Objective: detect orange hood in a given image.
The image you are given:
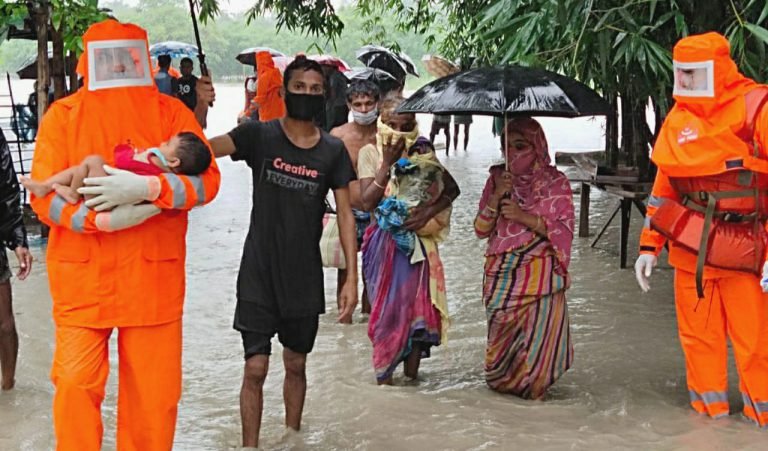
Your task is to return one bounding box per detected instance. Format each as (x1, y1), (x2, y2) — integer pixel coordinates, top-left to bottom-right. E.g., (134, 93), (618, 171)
(256, 51), (276, 75)
(77, 19), (154, 92)
(254, 50), (285, 120)
(652, 32), (767, 177)
(61, 19), (202, 162)
(671, 32), (756, 116)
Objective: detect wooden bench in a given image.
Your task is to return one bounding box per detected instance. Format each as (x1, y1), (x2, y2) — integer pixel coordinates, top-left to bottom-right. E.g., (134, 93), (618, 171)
(572, 175), (652, 268)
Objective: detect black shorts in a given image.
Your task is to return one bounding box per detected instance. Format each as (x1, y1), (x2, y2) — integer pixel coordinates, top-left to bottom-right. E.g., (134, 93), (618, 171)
(237, 302), (319, 359)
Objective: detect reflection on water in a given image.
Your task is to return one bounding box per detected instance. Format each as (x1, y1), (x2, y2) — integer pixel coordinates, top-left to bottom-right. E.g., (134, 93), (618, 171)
(1, 84), (766, 450)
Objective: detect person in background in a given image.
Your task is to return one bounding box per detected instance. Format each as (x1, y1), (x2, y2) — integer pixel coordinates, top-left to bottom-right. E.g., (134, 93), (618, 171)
(0, 128), (33, 391)
(324, 65), (350, 131)
(429, 114), (452, 154)
(330, 80), (381, 320)
(252, 51), (286, 122)
(453, 113), (473, 151)
(175, 57), (198, 112)
(154, 54), (176, 96)
(242, 66), (259, 122)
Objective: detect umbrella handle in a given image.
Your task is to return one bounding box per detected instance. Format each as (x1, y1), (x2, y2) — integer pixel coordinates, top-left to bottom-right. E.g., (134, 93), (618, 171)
(188, 0), (213, 107)
(199, 60), (213, 108)
(503, 111), (508, 171)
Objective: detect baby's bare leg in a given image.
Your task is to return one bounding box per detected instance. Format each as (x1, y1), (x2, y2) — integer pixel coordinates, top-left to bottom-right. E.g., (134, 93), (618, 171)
(20, 165), (78, 198)
(70, 155), (107, 193)
(54, 155), (107, 203)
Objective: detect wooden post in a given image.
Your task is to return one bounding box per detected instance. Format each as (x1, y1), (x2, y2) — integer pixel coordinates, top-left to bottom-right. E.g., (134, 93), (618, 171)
(30, 1), (50, 120)
(579, 182), (591, 237)
(50, 25), (66, 100)
(619, 199), (632, 268)
(605, 95), (619, 169)
(68, 51), (79, 93)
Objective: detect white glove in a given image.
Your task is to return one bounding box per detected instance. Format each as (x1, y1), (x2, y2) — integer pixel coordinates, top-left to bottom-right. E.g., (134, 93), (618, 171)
(78, 165), (161, 212)
(761, 262), (768, 293)
(635, 254), (658, 293)
(94, 203), (161, 232)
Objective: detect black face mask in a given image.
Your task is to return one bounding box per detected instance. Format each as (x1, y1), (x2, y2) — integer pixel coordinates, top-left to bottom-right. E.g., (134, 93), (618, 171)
(284, 91), (325, 121)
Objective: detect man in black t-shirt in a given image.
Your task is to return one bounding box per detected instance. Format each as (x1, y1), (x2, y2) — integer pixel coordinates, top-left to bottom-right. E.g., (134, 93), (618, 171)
(175, 57), (198, 111)
(208, 56), (358, 448)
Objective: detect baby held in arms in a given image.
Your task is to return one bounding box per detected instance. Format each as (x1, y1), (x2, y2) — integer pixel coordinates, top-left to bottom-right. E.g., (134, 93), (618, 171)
(22, 132), (211, 205)
(392, 137), (449, 237)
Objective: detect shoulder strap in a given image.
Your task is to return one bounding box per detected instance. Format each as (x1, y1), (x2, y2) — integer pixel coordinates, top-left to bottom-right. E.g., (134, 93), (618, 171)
(740, 87), (768, 147)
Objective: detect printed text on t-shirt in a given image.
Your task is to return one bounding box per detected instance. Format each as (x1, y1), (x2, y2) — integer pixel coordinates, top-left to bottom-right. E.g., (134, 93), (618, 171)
(261, 158), (322, 196)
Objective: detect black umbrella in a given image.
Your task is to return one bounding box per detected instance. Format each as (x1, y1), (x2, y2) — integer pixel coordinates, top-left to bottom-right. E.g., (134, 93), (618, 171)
(396, 65), (610, 117)
(236, 47), (287, 66)
(355, 45), (419, 81)
(344, 66), (400, 95)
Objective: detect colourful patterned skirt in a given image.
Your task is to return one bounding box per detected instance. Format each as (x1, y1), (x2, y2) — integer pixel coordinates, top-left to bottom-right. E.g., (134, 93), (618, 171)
(363, 225), (442, 382)
(483, 243), (573, 399)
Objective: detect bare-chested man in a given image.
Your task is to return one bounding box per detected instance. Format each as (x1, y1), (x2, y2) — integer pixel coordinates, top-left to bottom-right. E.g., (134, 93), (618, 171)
(330, 80), (380, 322)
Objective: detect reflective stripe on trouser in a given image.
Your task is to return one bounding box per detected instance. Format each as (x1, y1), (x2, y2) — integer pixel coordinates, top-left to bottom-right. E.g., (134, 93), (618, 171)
(742, 392), (768, 427)
(51, 320), (183, 450)
(674, 270), (768, 425)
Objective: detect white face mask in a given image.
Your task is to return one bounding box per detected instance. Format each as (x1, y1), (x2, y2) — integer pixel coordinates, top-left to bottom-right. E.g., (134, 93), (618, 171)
(672, 60), (715, 98)
(352, 108), (378, 125)
(87, 39), (152, 91)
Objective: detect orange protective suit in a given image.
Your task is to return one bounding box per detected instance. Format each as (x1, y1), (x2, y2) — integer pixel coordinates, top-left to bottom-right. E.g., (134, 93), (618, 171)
(30, 20), (220, 450)
(640, 32), (768, 426)
(254, 51), (286, 121)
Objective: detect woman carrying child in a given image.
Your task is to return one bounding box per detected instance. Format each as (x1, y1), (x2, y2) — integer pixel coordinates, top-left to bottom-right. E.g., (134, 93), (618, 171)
(357, 96), (458, 385)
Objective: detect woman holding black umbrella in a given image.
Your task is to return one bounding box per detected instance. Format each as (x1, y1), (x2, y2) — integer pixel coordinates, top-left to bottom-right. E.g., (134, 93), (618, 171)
(474, 117), (575, 399)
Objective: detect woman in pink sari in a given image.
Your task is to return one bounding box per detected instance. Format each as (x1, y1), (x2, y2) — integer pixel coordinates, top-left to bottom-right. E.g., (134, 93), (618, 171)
(474, 117), (575, 399)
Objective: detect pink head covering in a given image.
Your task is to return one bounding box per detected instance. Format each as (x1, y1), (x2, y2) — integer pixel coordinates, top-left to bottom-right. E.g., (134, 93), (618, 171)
(480, 118), (575, 269)
(504, 117), (551, 174)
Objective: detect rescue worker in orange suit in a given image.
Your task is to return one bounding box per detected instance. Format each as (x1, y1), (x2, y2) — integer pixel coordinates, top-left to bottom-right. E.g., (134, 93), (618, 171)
(29, 20), (220, 450)
(248, 51), (286, 121)
(635, 32), (768, 427)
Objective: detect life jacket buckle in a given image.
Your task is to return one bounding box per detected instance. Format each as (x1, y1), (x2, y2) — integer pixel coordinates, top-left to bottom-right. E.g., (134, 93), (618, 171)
(722, 212), (744, 223)
(697, 192), (709, 202)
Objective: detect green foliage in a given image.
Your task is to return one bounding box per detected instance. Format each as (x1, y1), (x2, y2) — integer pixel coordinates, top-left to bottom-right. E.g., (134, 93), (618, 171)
(96, 0), (438, 80)
(243, 0), (344, 43)
(356, 0), (498, 65)
(51, 0), (109, 54)
(0, 2), (29, 42)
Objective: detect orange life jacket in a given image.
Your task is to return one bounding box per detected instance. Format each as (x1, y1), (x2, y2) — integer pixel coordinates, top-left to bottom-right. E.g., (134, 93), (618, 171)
(650, 87), (768, 296)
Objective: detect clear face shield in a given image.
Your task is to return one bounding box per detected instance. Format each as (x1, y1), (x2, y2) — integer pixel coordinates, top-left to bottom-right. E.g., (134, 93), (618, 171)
(87, 39), (152, 91)
(672, 60), (715, 98)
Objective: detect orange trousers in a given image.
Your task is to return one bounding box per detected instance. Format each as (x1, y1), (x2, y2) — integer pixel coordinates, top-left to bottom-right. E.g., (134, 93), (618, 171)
(51, 320), (182, 450)
(674, 270), (768, 426)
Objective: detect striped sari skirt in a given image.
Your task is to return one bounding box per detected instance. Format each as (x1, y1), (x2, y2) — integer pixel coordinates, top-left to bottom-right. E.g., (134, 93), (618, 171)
(363, 225), (442, 382)
(483, 242), (573, 399)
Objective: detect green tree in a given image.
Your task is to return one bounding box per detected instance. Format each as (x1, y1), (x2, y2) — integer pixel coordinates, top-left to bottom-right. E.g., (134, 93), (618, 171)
(354, 0), (768, 175)
(184, 0), (768, 176)
(102, 0), (438, 85)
